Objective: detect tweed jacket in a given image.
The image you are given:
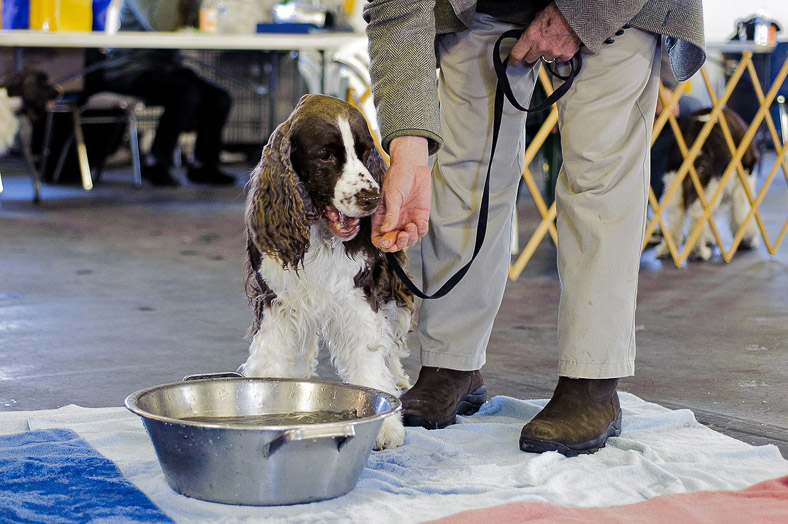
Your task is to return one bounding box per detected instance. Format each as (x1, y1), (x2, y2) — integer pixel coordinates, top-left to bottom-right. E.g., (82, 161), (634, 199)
(364, 0), (705, 154)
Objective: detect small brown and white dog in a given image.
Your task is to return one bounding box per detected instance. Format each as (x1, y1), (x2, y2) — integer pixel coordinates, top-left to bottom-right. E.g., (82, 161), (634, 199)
(0, 68), (60, 155)
(239, 94), (413, 449)
(655, 107), (760, 261)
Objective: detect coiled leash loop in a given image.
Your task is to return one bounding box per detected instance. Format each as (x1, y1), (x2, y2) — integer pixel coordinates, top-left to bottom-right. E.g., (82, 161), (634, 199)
(387, 30), (582, 300)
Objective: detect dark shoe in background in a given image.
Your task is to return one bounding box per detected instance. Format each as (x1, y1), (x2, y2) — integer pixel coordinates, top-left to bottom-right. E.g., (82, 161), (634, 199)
(187, 165), (235, 186)
(142, 163), (180, 187)
(400, 367), (487, 429)
(519, 377), (621, 456)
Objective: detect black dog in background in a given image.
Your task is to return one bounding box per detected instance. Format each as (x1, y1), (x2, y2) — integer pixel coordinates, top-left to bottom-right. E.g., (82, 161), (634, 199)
(0, 68), (60, 155)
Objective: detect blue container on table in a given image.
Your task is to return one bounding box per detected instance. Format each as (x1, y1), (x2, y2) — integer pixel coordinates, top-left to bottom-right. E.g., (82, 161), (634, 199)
(92, 0), (112, 31)
(256, 22), (314, 34)
(2, 0), (30, 29)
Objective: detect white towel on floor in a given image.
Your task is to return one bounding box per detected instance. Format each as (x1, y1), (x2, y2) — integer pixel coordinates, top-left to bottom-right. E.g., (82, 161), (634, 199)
(2, 393), (787, 524)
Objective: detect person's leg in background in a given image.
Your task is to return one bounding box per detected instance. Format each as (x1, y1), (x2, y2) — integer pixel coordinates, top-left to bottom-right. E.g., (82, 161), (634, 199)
(180, 69), (235, 185)
(117, 69), (198, 186)
(401, 12), (539, 429)
(112, 68), (234, 186)
(519, 29), (661, 455)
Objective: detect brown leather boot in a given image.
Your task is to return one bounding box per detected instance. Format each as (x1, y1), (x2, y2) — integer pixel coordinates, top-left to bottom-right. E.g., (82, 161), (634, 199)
(400, 367), (487, 429)
(519, 377), (621, 456)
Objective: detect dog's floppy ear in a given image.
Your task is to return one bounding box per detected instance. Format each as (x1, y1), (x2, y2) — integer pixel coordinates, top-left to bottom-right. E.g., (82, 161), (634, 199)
(246, 118), (316, 270)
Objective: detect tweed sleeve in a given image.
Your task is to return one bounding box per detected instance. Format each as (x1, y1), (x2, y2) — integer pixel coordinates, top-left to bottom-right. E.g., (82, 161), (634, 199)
(364, 0), (443, 155)
(556, 0), (705, 80)
(554, 0), (649, 54)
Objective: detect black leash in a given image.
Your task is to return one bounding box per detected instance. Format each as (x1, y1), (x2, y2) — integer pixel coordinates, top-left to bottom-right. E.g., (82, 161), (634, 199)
(386, 29), (582, 300)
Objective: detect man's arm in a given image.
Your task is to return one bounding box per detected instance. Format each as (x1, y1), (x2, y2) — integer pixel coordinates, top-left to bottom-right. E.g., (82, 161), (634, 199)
(364, 0), (445, 251)
(364, 0), (443, 155)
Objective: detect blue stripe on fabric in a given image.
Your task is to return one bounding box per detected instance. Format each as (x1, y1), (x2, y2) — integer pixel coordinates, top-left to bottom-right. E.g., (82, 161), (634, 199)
(0, 428), (173, 524)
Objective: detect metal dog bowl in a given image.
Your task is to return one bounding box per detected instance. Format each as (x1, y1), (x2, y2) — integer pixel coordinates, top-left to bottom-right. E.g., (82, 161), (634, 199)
(125, 374), (401, 505)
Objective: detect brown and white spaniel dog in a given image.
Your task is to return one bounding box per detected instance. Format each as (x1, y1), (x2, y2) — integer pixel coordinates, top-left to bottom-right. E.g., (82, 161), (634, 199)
(0, 68), (60, 155)
(656, 107), (760, 261)
(239, 94), (413, 449)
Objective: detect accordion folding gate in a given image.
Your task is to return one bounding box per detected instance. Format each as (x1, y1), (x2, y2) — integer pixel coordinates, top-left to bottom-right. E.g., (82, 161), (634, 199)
(510, 49), (788, 279)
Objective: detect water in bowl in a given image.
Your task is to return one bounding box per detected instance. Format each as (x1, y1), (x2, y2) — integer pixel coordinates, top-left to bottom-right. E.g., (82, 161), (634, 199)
(180, 409), (361, 426)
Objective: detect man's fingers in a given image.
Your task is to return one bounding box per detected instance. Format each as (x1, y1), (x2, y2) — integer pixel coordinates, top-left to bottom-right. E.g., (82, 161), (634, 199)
(404, 229), (418, 248)
(397, 224), (418, 249)
(508, 40), (529, 68)
(380, 199), (400, 233)
(396, 230), (411, 249)
(370, 203), (386, 248)
(509, 36), (543, 68)
(379, 231), (401, 252)
(375, 226), (422, 252)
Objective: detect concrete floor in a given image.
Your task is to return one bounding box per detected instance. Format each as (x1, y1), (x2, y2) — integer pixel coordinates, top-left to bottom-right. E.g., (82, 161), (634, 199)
(1, 152), (787, 457)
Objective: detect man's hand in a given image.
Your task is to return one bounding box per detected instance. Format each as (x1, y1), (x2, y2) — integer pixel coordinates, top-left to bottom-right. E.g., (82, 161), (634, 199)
(509, 2), (581, 67)
(372, 136), (431, 252)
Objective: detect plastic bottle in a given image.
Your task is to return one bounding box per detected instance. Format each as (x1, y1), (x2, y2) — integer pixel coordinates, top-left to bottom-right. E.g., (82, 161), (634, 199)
(30, 0), (92, 31)
(199, 0), (219, 33)
(753, 8), (769, 46)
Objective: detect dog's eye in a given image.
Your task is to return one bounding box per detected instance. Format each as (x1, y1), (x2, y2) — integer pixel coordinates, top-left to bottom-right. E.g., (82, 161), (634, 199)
(318, 150), (335, 162)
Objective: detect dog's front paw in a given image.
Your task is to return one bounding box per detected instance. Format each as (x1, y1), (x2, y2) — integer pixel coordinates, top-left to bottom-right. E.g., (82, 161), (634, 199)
(654, 241), (671, 259)
(374, 414), (405, 450)
(689, 243), (713, 261)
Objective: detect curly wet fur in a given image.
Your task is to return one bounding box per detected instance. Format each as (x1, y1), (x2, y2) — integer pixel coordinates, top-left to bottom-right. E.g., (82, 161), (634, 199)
(245, 119), (317, 271)
(241, 94), (414, 449)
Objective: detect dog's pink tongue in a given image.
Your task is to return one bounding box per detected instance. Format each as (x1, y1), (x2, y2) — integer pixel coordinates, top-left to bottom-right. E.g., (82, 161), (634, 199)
(324, 206), (360, 238)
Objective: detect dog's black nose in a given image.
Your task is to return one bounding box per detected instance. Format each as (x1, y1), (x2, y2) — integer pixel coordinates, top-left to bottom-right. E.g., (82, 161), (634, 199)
(357, 189), (380, 212)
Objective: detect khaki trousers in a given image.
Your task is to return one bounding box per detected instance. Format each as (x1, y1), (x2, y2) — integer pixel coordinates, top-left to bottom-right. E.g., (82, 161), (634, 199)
(417, 12), (661, 378)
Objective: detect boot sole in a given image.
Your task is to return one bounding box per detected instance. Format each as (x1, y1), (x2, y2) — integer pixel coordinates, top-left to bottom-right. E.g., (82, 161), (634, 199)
(519, 409), (622, 457)
(403, 385), (487, 430)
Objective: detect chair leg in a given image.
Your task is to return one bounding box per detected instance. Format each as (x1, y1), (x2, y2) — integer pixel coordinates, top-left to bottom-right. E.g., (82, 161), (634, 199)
(36, 109), (59, 199)
(127, 111), (143, 188)
(70, 105), (93, 190)
(52, 134), (76, 184)
(18, 118), (43, 203)
(778, 95), (787, 150)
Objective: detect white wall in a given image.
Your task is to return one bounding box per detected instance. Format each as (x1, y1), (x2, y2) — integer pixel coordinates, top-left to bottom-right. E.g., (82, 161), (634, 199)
(703, 0), (788, 43)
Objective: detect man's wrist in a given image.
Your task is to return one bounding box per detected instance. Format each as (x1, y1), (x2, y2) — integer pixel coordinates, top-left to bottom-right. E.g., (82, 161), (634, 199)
(390, 136), (429, 166)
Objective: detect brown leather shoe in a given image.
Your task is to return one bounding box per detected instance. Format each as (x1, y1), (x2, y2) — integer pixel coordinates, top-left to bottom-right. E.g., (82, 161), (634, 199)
(400, 367), (487, 429)
(519, 377), (621, 456)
